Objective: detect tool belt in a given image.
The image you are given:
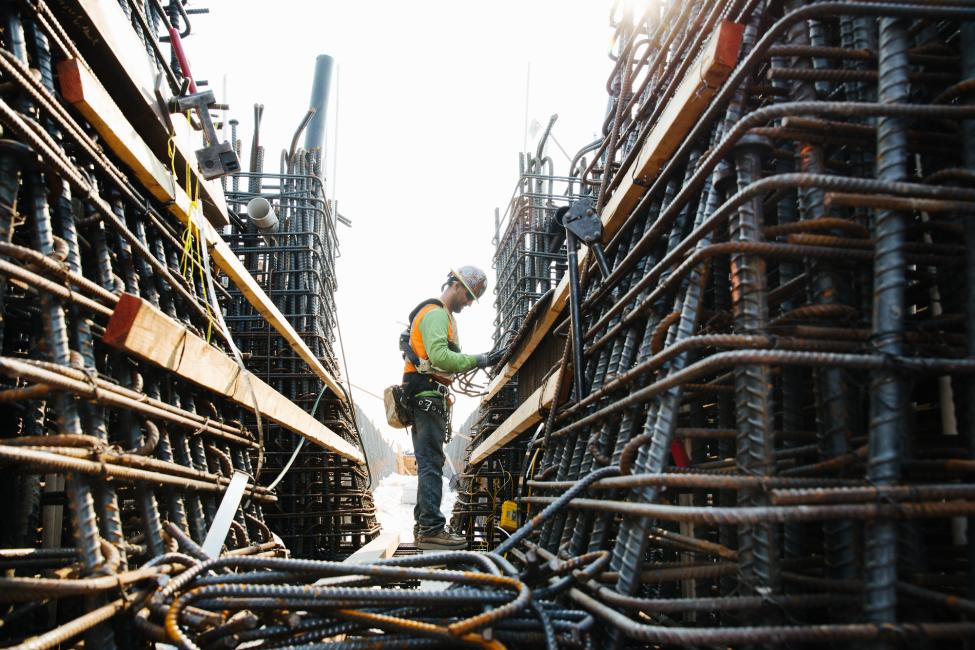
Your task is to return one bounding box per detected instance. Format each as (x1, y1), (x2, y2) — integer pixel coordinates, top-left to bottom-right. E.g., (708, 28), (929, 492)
(412, 388), (453, 443)
(402, 370), (449, 398)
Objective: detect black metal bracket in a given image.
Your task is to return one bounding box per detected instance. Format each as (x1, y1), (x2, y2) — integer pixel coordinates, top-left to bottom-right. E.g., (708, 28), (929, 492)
(170, 90), (241, 180)
(556, 197), (613, 404)
(560, 198), (611, 279)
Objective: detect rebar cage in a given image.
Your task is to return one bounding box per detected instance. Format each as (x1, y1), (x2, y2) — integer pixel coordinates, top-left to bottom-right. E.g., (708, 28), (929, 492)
(0, 0), (289, 646)
(3, 0), (975, 647)
(493, 151), (579, 347)
(224, 155), (378, 560)
(452, 0), (975, 646)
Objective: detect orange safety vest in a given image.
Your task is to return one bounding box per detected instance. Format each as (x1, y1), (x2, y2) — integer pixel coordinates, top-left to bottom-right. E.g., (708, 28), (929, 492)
(403, 302), (457, 385)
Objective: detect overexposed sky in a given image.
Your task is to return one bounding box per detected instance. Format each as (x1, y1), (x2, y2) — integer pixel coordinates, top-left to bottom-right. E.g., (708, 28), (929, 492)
(189, 1), (620, 445)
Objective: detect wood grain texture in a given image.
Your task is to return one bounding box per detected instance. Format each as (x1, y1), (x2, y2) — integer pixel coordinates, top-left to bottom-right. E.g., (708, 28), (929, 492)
(470, 368), (562, 466)
(105, 294), (362, 462)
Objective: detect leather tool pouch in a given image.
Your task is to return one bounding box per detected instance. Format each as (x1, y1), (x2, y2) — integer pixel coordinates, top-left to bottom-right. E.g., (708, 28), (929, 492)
(384, 384), (414, 429)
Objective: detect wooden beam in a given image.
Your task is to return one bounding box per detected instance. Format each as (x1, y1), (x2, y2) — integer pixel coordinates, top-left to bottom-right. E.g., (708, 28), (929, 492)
(58, 59), (188, 214)
(600, 20), (743, 230)
(484, 21), (743, 401)
(104, 294), (363, 463)
(48, 0), (229, 228)
(202, 223), (346, 399)
(470, 368), (562, 466)
(485, 276), (570, 401)
(312, 532), (400, 586)
(56, 58), (344, 399)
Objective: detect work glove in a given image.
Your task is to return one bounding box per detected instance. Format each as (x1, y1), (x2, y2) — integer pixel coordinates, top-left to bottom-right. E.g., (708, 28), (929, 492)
(475, 345), (509, 369)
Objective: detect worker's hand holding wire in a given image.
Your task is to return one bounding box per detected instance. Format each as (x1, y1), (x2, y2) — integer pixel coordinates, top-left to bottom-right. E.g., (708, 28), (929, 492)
(475, 345), (509, 369)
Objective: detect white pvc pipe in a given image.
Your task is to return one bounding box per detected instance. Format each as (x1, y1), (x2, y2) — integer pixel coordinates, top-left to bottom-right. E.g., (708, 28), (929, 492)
(246, 196), (279, 233)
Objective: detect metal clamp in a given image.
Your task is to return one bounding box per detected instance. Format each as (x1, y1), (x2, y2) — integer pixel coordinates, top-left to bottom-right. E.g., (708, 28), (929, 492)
(559, 198), (610, 279)
(557, 198), (613, 404)
(171, 90), (241, 180)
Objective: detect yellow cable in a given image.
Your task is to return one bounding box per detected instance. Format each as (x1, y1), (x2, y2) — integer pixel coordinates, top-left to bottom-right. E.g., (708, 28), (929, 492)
(170, 114), (215, 342)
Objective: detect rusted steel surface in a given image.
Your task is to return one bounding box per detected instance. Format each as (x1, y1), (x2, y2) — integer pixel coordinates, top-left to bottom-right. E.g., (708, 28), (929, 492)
(450, 0), (975, 647)
(223, 135), (379, 561)
(4, 0), (975, 648)
(0, 1), (376, 647)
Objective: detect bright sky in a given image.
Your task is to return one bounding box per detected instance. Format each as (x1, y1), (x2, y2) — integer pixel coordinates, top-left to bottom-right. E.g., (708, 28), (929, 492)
(189, 1), (619, 445)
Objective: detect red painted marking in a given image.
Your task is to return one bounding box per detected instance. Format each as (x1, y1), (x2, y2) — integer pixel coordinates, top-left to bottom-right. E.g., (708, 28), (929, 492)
(714, 21), (745, 70)
(671, 440), (691, 468)
(102, 292), (142, 347)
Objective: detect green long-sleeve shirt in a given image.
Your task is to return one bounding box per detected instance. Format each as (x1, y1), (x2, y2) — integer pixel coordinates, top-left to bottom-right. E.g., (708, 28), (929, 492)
(415, 306), (477, 397)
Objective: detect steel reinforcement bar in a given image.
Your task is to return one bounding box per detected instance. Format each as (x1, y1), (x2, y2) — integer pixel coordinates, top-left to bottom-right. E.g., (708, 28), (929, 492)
(451, 1), (975, 648)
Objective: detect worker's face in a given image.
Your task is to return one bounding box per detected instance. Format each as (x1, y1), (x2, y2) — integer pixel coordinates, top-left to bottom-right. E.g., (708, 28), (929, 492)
(448, 282), (474, 313)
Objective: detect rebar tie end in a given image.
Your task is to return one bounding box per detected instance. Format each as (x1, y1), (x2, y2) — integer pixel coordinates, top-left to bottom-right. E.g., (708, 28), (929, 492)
(189, 417), (211, 437)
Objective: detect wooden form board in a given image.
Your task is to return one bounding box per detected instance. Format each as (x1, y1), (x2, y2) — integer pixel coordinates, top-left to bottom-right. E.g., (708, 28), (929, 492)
(104, 293), (363, 463)
(470, 368), (562, 466)
(57, 59), (344, 400)
(485, 282), (569, 401)
(48, 0), (229, 228)
(484, 21), (744, 402)
(313, 532), (399, 586)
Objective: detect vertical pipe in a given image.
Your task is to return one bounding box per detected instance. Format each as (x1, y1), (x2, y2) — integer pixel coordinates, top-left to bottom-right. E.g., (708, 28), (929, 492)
(304, 55), (334, 152)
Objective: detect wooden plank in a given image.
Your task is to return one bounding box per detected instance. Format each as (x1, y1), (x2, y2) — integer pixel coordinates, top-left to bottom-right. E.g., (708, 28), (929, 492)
(600, 20), (743, 236)
(56, 58), (344, 399)
(342, 532), (400, 564)
(313, 532), (400, 585)
(484, 21), (743, 402)
(470, 368), (562, 466)
(484, 275), (571, 401)
(104, 294), (363, 462)
(204, 226), (346, 400)
(58, 59), (188, 213)
(48, 0), (229, 228)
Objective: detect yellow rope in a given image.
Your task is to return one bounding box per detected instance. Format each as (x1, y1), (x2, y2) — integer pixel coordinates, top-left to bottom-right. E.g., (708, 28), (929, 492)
(170, 114), (215, 342)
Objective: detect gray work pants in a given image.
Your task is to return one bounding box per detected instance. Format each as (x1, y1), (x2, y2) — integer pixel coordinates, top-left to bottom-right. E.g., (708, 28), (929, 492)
(411, 402), (447, 536)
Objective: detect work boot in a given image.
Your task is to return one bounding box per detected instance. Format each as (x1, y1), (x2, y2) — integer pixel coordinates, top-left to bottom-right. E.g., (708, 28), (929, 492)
(415, 528), (466, 550)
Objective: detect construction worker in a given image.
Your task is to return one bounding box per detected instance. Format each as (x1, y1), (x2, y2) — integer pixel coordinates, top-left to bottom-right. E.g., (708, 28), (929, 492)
(401, 266), (506, 550)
